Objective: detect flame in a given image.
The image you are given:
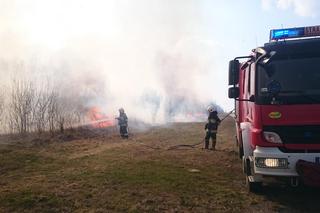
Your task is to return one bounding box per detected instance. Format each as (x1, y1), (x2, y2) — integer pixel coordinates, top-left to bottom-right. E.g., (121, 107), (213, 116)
(87, 106), (115, 128)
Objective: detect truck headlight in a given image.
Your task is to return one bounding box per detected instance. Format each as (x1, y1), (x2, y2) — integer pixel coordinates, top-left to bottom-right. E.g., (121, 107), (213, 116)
(255, 157), (288, 169)
(263, 131), (282, 144)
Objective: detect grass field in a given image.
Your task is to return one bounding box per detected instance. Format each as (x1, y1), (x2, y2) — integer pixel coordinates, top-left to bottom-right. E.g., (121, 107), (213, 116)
(1, 117), (320, 212)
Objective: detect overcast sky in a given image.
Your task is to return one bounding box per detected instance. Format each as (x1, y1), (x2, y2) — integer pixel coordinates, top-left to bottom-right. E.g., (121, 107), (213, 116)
(0, 0), (319, 117)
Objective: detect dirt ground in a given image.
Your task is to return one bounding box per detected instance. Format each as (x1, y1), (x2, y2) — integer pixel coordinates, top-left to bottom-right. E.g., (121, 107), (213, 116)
(1, 117), (320, 212)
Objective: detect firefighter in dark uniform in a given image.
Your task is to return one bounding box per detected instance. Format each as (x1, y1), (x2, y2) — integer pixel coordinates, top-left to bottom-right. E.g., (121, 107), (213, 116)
(204, 106), (221, 150)
(116, 108), (129, 139)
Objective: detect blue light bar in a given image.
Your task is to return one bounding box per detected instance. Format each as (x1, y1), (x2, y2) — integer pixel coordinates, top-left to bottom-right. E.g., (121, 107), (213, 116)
(270, 25), (320, 41)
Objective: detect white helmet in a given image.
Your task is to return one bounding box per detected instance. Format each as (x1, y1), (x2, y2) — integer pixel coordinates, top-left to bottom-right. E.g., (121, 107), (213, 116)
(207, 105), (215, 113)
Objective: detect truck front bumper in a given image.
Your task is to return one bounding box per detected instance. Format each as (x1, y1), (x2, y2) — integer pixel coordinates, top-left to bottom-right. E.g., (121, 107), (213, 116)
(253, 146), (320, 176)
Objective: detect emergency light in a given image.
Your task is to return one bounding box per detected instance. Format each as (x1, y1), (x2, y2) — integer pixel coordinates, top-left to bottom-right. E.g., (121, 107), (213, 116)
(270, 25), (320, 41)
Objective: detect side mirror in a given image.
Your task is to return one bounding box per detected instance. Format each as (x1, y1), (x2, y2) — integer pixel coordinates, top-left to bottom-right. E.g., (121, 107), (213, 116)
(228, 87), (240, 99)
(228, 60), (240, 85)
(261, 51), (277, 65)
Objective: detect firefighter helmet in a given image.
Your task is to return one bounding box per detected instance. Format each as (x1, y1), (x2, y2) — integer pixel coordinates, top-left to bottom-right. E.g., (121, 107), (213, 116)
(207, 105), (215, 113)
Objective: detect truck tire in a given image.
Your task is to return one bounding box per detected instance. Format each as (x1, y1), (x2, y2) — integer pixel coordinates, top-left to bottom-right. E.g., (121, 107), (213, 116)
(236, 135), (244, 159)
(246, 176), (262, 193)
(242, 157), (251, 175)
(238, 144), (244, 159)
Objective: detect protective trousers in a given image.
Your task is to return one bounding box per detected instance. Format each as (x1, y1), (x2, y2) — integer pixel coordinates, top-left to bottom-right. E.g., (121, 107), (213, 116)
(205, 131), (216, 150)
(120, 126), (128, 138)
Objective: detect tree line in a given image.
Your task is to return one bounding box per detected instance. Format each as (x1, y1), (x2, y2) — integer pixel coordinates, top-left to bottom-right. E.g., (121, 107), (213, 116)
(0, 79), (86, 135)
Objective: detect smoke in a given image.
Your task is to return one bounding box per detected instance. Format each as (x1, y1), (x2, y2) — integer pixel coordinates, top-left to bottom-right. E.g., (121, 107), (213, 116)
(0, 0), (223, 125)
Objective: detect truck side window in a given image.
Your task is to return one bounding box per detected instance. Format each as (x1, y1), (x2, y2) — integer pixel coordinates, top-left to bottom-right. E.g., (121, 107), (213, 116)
(243, 69), (248, 95)
(247, 66), (251, 93)
(250, 63), (255, 95)
(242, 69), (245, 94)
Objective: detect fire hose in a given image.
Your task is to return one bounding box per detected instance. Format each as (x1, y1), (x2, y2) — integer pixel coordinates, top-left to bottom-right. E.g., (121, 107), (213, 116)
(134, 109), (235, 151)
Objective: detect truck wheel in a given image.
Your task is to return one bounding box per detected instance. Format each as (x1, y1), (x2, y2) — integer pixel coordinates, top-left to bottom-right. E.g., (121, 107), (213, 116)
(246, 176), (262, 193)
(242, 157), (251, 175)
(236, 136), (243, 159)
(238, 145), (244, 159)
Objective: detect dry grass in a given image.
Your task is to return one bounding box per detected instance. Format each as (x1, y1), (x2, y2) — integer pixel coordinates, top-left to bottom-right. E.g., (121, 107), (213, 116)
(0, 117), (320, 212)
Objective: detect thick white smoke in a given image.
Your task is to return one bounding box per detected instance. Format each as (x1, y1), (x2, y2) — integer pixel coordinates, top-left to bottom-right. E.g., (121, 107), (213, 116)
(0, 0), (223, 125)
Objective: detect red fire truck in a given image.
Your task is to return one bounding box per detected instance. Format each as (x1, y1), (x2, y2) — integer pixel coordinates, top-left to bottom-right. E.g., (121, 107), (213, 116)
(228, 25), (320, 192)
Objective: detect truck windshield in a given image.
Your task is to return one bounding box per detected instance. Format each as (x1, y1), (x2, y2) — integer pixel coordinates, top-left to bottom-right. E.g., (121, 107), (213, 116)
(257, 56), (320, 104)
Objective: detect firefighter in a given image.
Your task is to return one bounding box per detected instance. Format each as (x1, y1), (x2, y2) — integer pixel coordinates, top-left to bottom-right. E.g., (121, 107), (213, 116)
(116, 108), (129, 139)
(204, 105), (221, 150)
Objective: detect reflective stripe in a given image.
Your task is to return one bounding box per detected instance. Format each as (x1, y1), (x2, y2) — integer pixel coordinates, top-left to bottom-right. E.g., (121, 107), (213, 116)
(209, 119), (216, 123)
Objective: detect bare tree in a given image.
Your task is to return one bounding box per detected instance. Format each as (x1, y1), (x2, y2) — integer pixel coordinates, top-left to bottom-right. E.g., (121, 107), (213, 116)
(47, 91), (58, 135)
(9, 80), (35, 134)
(54, 96), (73, 133)
(4, 77), (87, 136)
(32, 85), (54, 134)
(47, 92), (82, 134)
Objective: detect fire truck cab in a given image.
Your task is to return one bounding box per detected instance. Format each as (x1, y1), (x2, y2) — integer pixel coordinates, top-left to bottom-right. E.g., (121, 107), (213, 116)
(228, 25), (320, 192)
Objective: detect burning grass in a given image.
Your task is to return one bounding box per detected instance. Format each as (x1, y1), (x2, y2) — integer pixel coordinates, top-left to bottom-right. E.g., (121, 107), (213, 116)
(1, 117), (320, 212)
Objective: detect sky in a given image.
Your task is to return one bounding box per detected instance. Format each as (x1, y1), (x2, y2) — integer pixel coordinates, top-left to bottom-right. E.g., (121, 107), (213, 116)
(0, 0), (319, 122)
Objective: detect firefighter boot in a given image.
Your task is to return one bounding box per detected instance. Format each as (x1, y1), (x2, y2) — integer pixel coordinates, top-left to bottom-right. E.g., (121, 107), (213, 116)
(211, 140), (216, 151)
(204, 140), (209, 150)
